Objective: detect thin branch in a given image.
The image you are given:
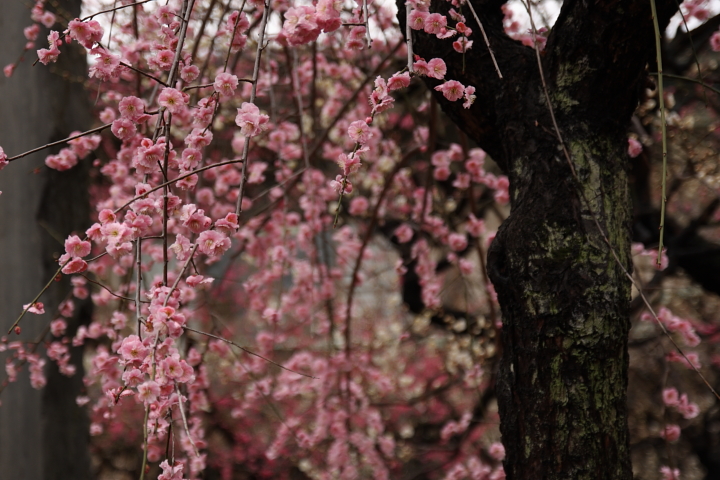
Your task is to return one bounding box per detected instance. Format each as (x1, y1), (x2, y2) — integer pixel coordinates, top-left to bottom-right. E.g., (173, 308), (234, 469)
(189, 0), (218, 63)
(649, 72), (720, 97)
(120, 61), (168, 87)
(183, 79), (252, 91)
(250, 167), (306, 203)
(81, 0), (158, 21)
(163, 245), (199, 308)
(465, 0), (502, 79)
(162, 116), (171, 287)
(7, 264), (63, 335)
(222, 0), (249, 71)
(167, 0), (196, 87)
(406, 2), (414, 72)
(114, 158), (244, 215)
(81, 274), (147, 303)
(135, 236), (143, 337)
(7, 124), (111, 163)
(235, 0), (271, 216)
(419, 96), (438, 222)
(650, 0), (669, 267)
(290, 49), (310, 169)
(183, 326), (317, 378)
(175, 384), (201, 457)
(363, 0), (372, 47)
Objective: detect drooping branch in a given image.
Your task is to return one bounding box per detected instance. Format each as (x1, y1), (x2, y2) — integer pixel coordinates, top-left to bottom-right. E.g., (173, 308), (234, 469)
(397, 0), (684, 170)
(396, 0), (534, 165)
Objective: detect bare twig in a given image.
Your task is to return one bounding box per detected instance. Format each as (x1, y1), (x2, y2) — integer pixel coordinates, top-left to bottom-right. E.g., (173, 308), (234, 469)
(406, 1), (414, 72)
(7, 265), (63, 335)
(183, 79), (252, 91)
(235, 0), (271, 217)
(290, 49), (310, 169)
(81, 274), (146, 303)
(163, 245), (199, 308)
(81, 0), (158, 21)
(135, 237), (143, 337)
(7, 124), (111, 163)
(175, 384), (201, 457)
(183, 326), (316, 378)
(465, 0), (503, 79)
(363, 0), (372, 47)
(114, 158), (244, 215)
(120, 61), (168, 87)
(649, 72), (720, 97)
(650, 0), (668, 267)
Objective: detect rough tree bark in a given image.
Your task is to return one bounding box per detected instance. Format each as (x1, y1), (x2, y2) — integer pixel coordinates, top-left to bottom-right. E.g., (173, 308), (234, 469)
(398, 0), (681, 478)
(0, 1), (92, 478)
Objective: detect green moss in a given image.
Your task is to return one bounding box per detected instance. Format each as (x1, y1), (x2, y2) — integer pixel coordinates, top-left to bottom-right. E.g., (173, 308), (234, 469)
(524, 436), (533, 459)
(556, 59), (592, 88)
(550, 59), (595, 113)
(550, 355), (567, 404)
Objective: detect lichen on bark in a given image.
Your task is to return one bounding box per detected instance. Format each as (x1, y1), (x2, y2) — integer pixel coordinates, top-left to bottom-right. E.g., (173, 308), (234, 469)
(396, 0), (683, 478)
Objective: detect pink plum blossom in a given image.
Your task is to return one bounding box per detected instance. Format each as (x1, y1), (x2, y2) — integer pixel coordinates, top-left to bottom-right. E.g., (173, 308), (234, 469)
(45, 148), (78, 171)
(236, 103), (269, 137)
(158, 460), (185, 480)
(349, 197), (369, 216)
(111, 118), (136, 140)
(394, 224), (414, 243)
(409, 10), (428, 30)
(435, 80), (465, 102)
(198, 230), (231, 257)
(136, 380), (160, 403)
(67, 19), (104, 48)
(424, 13), (447, 35)
(118, 335), (148, 364)
(413, 59), (430, 76)
(181, 64), (200, 82)
(0, 146), (8, 171)
(89, 47), (120, 80)
(50, 319), (67, 337)
(24, 302), (45, 315)
(660, 424), (681, 442)
(448, 233), (468, 251)
(348, 120), (373, 144)
(628, 137), (643, 158)
(282, 6), (321, 46)
(118, 96), (146, 122)
(61, 258), (88, 274)
(427, 58), (447, 80)
(388, 72), (411, 91)
(712, 31), (720, 51)
(214, 72), (239, 98)
(660, 466), (680, 480)
(453, 37), (473, 53)
(463, 86), (477, 108)
(158, 88), (187, 114)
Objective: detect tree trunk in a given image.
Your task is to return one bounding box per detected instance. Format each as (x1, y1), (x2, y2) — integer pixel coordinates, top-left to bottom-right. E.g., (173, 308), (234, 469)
(398, 0), (682, 477)
(0, 1), (92, 478)
(488, 125), (634, 479)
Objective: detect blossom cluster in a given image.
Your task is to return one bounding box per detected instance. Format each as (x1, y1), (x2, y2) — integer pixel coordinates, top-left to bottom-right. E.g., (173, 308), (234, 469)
(0, 1), (715, 479)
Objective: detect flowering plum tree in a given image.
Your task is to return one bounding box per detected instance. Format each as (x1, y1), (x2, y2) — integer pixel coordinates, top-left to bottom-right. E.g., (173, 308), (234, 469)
(2, 0), (720, 479)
